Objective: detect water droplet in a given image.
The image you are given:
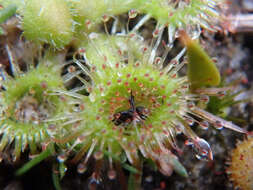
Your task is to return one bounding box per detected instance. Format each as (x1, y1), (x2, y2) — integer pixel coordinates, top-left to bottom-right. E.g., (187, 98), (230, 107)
(85, 20), (92, 29)
(135, 61), (141, 67)
(79, 104), (85, 111)
(102, 14), (110, 22)
(57, 153), (66, 163)
(12, 155), (17, 162)
(78, 48), (86, 54)
(77, 163), (87, 174)
(218, 91), (226, 98)
(171, 59), (178, 65)
(77, 134), (86, 143)
(107, 81), (111, 86)
(94, 151), (103, 160)
(128, 9), (137, 19)
(199, 121), (209, 130)
(187, 102), (195, 109)
(40, 81), (48, 89)
(154, 57), (162, 65)
(153, 29), (159, 38)
(185, 139), (194, 146)
(88, 173), (102, 190)
(186, 118), (194, 126)
(102, 64), (106, 70)
(48, 124), (56, 132)
(192, 137), (213, 160)
(89, 94), (95, 102)
(107, 169), (117, 180)
(145, 175), (153, 182)
(214, 120), (223, 130)
(139, 83), (144, 88)
(67, 65), (76, 73)
(200, 95), (209, 103)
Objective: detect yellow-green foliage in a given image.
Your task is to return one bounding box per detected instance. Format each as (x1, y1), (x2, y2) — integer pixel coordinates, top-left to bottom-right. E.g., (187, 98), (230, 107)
(180, 31), (220, 89)
(22, 0), (73, 48)
(227, 138), (253, 190)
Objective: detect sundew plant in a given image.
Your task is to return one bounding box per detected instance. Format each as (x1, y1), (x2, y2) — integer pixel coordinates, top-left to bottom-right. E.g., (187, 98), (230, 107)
(0, 0), (251, 189)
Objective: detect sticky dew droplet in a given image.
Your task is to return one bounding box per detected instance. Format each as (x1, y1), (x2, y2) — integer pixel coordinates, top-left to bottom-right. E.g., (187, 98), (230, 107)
(107, 169), (117, 180)
(199, 120), (209, 130)
(102, 14), (110, 22)
(94, 151), (103, 160)
(77, 163), (87, 174)
(187, 102), (195, 109)
(152, 29), (160, 38)
(184, 139), (194, 146)
(154, 57), (162, 65)
(193, 137), (213, 161)
(67, 65), (76, 73)
(200, 95), (209, 103)
(85, 20), (92, 29)
(186, 118), (194, 126)
(48, 124), (57, 133)
(57, 153), (67, 163)
(214, 120), (223, 130)
(128, 9), (138, 19)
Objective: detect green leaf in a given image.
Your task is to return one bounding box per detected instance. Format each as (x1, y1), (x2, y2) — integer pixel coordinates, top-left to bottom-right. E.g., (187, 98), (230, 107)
(59, 162), (67, 179)
(146, 158), (157, 171)
(0, 4), (17, 24)
(52, 168), (62, 190)
(170, 156), (188, 177)
(127, 173), (136, 190)
(180, 31), (220, 89)
(103, 150), (139, 173)
(0, 27), (4, 35)
(122, 164), (139, 174)
(127, 161), (142, 190)
(15, 143), (55, 176)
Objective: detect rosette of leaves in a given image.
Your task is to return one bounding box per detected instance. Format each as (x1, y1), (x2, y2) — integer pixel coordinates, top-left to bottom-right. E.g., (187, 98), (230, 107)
(0, 56), (69, 161)
(51, 31), (249, 189)
(0, 0), (222, 48)
(71, 0), (221, 41)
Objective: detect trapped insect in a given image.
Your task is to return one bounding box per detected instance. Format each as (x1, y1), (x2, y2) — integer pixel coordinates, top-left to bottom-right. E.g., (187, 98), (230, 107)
(112, 91), (147, 126)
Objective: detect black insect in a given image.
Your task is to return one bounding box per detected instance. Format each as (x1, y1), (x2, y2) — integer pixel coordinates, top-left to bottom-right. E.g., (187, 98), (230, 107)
(112, 92), (147, 126)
